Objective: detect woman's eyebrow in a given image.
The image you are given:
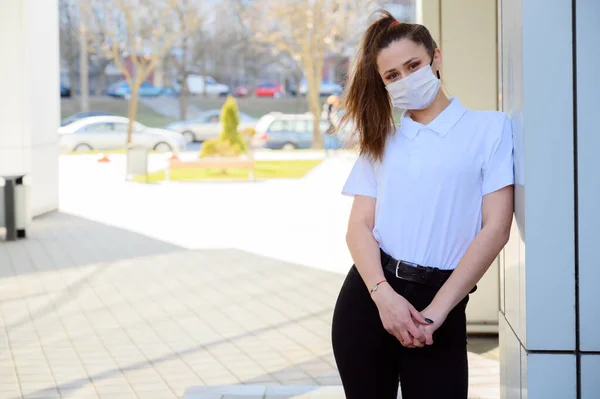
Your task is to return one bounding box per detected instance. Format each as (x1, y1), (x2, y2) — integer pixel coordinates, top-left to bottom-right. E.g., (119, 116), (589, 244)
(383, 57), (419, 75)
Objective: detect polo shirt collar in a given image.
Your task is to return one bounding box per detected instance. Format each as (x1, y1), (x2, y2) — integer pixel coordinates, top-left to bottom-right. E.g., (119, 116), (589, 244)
(400, 97), (467, 140)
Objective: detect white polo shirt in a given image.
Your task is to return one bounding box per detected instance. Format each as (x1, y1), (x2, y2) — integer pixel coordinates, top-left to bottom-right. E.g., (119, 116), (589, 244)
(342, 97), (514, 270)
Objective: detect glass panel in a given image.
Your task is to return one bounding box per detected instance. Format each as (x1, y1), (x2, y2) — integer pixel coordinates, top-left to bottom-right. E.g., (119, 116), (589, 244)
(112, 123), (129, 133)
(268, 120), (284, 132)
(295, 119), (310, 133)
(283, 120), (295, 132)
(81, 123), (112, 133)
(207, 114), (220, 123)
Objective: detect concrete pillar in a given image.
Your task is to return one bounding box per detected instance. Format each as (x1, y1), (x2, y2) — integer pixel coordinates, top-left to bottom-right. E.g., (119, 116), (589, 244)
(0, 0), (59, 216)
(417, 0), (500, 332)
(499, 0), (600, 397)
(577, 1), (600, 395)
(418, 0), (498, 111)
(415, 0), (441, 48)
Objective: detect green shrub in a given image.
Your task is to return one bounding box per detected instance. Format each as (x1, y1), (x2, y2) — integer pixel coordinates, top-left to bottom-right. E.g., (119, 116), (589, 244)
(199, 138), (219, 157)
(200, 96), (248, 158)
(200, 139), (243, 158)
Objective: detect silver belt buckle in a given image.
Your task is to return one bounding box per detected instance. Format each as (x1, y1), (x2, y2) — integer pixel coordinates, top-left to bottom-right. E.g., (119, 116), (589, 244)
(396, 259), (418, 278)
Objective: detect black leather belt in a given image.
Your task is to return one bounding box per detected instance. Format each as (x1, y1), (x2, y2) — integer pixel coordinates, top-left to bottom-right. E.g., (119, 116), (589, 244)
(380, 249), (453, 289)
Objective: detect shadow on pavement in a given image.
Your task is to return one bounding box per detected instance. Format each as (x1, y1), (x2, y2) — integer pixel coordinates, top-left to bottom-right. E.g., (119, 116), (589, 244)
(1, 212), (346, 399)
(0, 211), (183, 331)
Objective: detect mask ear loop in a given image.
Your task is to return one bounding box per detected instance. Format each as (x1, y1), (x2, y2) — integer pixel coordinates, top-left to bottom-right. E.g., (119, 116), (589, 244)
(430, 56), (441, 79)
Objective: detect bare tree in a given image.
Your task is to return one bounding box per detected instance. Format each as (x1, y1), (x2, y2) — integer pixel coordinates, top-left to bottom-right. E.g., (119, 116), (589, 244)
(229, 11), (291, 88)
(87, 6), (116, 96)
(243, 0), (374, 148)
(168, 0), (206, 120)
(59, 0), (80, 100)
(78, 1), (90, 112)
(87, 0), (198, 145)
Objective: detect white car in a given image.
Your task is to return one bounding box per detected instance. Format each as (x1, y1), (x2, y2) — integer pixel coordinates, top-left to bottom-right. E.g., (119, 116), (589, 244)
(58, 116), (186, 153)
(174, 75), (230, 97)
(298, 80), (343, 96)
(165, 110), (257, 142)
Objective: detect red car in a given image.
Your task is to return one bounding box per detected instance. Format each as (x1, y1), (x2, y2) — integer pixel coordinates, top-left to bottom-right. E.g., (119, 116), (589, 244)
(233, 85), (251, 97)
(255, 81), (284, 97)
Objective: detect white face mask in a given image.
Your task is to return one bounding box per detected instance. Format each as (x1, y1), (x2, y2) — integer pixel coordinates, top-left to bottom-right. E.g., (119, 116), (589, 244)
(385, 65), (441, 110)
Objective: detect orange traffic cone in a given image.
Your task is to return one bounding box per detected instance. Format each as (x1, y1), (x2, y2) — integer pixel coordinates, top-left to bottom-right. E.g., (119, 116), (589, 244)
(97, 153), (111, 163)
(168, 152), (180, 161)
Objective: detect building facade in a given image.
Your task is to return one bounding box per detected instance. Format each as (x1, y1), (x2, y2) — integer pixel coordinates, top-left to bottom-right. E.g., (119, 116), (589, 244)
(419, 0), (599, 397)
(0, 1), (60, 216)
(498, 0), (600, 397)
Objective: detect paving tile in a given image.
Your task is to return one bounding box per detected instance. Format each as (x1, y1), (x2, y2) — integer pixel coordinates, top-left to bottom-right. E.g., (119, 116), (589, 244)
(182, 386), (353, 399)
(0, 388), (23, 398)
(201, 376), (242, 386)
(265, 386), (319, 396)
(312, 376), (342, 386)
(20, 388), (61, 398)
(135, 390), (178, 399)
(182, 393), (223, 399)
(1, 212), (500, 398)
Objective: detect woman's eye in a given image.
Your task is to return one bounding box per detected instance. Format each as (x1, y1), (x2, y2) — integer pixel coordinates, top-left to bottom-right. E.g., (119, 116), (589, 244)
(388, 72), (399, 80)
(409, 63), (420, 71)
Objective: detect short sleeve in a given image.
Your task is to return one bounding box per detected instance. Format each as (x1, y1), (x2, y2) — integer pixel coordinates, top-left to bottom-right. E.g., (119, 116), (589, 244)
(342, 155), (377, 198)
(482, 116), (515, 195)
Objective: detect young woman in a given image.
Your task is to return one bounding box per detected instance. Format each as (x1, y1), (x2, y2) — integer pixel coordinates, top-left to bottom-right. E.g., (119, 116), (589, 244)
(331, 11), (514, 399)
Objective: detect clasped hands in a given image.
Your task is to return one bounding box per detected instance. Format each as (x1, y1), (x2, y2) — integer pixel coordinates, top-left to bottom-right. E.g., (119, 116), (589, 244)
(372, 284), (448, 348)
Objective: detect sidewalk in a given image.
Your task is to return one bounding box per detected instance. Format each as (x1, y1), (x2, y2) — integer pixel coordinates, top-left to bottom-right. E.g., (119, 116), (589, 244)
(1, 213), (344, 398)
(0, 212), (499, 399)
(0, 155), (500, 398)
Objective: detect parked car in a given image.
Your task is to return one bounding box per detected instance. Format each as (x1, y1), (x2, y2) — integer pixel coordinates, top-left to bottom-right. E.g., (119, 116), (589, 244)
(165, 110), (257, 143)
(298, 79), (343, 97)
(106, 80), (170, 98)
(254, 81), (284, 97)
(174, 75), (230, 97)
(232, 85), (252, 97)
(60, 83), (71, 98)
(251, 112), (340, 150)
(61, 111), (117, 126)
(58, 115), (186, 153)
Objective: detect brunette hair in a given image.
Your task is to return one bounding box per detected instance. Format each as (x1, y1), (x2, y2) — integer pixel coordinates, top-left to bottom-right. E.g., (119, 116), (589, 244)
(341, 10), (438, 161)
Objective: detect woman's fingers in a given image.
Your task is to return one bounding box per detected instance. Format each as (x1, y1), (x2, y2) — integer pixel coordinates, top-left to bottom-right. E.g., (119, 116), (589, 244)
(424, 328), (434, 345)
(409, 305), (429, 325)
(406, 319), (426, 344)
(399, 330), (414, 348)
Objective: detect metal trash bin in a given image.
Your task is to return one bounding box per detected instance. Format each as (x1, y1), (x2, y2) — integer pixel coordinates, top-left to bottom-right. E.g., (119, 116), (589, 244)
(0, 175), (32, 241)
(126, 146), (149, 182)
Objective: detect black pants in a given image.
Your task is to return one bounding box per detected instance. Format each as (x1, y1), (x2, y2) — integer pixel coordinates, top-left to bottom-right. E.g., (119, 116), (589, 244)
(332, 264), (470, 399)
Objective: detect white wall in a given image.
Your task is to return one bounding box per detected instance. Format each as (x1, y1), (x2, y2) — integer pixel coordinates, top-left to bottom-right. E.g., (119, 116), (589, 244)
(0, 0), (60, 216)
(418, 0), (500, 332)
(498, 0), (527, 396)
(575, 1), (600, 397)
(500, 0), (600, 398)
